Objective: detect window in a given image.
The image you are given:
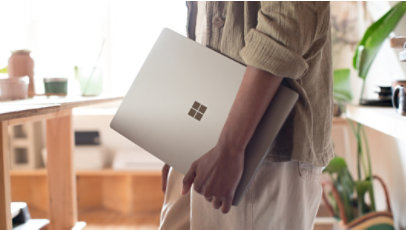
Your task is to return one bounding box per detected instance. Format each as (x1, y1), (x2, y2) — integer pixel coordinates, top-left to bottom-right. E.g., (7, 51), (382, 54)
(0, 0), (187, 95)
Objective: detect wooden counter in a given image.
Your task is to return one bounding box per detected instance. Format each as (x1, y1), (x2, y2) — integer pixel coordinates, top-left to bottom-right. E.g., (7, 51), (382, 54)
(0, 95), (121, 230)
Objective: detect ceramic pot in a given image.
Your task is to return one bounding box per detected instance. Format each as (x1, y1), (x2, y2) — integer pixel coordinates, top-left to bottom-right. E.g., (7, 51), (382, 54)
(8, 50), (35, 97)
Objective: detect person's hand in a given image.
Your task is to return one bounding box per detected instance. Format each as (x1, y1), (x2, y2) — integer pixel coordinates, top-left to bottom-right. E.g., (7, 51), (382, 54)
(182, 66), (281, 214)
(182, 145), (244, 213)
(161, 164), (170, 193)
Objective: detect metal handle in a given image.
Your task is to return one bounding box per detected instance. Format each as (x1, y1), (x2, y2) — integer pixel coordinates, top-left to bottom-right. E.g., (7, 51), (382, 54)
(392, 86), (401, 109)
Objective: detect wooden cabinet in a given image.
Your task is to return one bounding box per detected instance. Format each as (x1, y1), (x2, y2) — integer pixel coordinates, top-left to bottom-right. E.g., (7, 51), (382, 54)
(10, 170), (163, 220)
(0, 96), (121, 230)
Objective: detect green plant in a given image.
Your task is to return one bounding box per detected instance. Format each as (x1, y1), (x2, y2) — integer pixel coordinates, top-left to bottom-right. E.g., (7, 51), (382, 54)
(324, 157), (355, 221)
(353, 1), (406, 101)
(0, 66), (7, 73)
(325, 2), (406, 224)
(333, 68), (352, 103)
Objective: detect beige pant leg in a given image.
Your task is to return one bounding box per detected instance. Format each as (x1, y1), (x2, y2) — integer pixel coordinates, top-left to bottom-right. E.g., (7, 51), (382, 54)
(191, 161), (322, 230)
(159, 168), (190, 230)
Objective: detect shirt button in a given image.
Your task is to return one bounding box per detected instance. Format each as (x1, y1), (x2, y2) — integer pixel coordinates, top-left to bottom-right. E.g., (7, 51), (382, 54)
(212, 15), (225, 28)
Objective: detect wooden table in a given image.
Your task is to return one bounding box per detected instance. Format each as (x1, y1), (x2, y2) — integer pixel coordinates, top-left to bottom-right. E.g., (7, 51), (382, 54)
(0, 96), (121, 230)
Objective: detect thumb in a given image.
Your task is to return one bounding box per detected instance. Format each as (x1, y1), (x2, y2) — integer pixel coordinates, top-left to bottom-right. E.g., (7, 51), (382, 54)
(161, 164), (170, 193)
(182, 163), (196, 195)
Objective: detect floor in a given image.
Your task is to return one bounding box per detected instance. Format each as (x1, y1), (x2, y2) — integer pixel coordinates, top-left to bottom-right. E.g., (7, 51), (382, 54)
(80, 208), (335, 230)
(80, 209), (160, 230)
(27, 204), (334, 229)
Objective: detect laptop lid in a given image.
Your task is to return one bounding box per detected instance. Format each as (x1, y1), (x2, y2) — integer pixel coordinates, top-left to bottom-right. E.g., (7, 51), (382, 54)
(110, 28), (298, 205)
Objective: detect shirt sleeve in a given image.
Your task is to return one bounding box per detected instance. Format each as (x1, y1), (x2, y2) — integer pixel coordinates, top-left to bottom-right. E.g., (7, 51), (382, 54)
(240, 2), (329, 80)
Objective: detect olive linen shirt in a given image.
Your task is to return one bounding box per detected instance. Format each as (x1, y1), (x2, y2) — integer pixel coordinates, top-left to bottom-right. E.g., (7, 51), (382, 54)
(186, 2), (334, 167)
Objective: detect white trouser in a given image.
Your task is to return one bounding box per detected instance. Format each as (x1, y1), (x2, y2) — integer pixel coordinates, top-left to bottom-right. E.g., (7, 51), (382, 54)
(159, 160), (322, 230)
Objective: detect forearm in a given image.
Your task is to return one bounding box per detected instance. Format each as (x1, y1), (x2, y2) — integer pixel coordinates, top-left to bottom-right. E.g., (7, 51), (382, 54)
(217, 65), (283, 153)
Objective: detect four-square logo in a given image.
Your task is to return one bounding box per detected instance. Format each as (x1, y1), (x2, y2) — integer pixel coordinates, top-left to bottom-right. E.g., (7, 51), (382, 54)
(188, 101), (207, 121)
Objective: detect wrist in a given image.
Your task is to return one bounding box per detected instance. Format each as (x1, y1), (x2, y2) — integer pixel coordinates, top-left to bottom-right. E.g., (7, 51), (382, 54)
(216, 135), (246, 157)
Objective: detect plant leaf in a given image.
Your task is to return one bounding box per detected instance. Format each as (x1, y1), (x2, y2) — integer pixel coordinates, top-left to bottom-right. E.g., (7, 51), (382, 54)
(0, 66), (7, 73)
(355, 180), (372, 200)
(333, 68), (352, 102)
(324, 157), (355, 221)
(353, 2), (406, 79)
(335, 181), (354, 222)
(323, 157), (348, 174)
(355, 180), (372, 216)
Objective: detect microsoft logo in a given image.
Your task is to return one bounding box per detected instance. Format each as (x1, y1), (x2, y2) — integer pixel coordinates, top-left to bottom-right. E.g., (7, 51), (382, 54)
(188, 101), (207, 121)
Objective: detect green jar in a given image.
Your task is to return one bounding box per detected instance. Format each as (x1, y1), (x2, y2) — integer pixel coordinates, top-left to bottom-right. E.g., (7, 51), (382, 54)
(44, 78), (68, 96)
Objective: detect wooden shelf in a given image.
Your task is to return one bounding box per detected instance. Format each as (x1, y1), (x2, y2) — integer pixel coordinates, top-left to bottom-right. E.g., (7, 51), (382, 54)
(10, 169), (164, 219)
(345, 104), (406, 140)
(10, 169), (46, 176)
(332, 116), (347, 124)
(78, 209), (159, 229)
(10, 169), (160, 177)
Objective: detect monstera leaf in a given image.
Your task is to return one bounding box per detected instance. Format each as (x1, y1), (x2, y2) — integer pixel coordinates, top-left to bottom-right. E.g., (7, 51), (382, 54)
(353, 1), (406, 79)
(324, 157), (348, 174)
(333, 68), (352, 102)
(324, 157), (355, 221)
(355, 180), (373, 215)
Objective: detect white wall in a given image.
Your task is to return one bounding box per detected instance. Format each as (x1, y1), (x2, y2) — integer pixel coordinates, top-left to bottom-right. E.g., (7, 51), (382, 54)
(365, 127), (406, 229)
(333, 121), (406, 229)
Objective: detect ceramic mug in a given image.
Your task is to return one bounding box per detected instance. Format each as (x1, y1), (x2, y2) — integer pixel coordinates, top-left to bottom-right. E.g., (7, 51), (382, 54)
(392, 85), (406, 115)
(43, 78), (68, 96)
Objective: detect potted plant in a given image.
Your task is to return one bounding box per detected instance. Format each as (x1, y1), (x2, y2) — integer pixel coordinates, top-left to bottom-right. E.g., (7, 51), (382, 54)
(323, 2), (406, 229)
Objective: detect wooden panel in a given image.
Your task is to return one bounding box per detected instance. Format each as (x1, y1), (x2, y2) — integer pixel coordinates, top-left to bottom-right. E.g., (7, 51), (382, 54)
(10, 170), (164, 217)
(0, 121), (12, 230)
(10, 169), (47, 176)
(46, 109), (78, 230)
(80, 209), (159, 229)
(77, 170), (161, 177)
(102, 175), (132, 214)
(77, 176), (102, 211)
(7, 109), (69, 126)
(132, 173), (164, 214)
(11, 173), (49, 217)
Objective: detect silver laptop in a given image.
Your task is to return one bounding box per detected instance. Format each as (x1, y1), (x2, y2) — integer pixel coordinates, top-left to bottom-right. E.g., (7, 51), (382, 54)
(110, 28), (298, 205)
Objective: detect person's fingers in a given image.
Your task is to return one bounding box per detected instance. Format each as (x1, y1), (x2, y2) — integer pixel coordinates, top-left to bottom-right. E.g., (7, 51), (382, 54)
(205, 196), (213, 202)
(194, 183), (203, 194)
(161, 164), (170, 193)
(221, 196), (232, 214)
(212, 197), (223, 209)
(194, 171), (212, 195)
(182, 163), (197, 195)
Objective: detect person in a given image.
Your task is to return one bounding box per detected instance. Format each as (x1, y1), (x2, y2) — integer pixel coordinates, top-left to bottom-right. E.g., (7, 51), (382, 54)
(159, 2), (333, 229)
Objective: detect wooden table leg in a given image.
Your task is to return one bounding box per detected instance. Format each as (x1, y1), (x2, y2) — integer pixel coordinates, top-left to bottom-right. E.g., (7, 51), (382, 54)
(0, 121), (11, 230)
(46, 110), (78, 230)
